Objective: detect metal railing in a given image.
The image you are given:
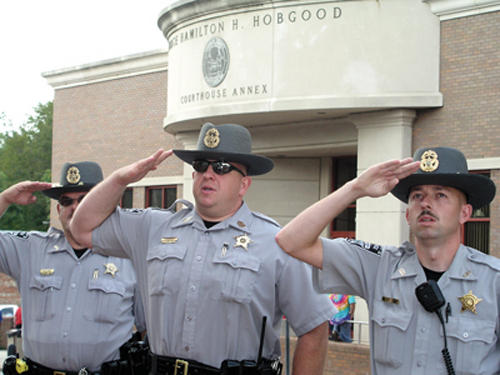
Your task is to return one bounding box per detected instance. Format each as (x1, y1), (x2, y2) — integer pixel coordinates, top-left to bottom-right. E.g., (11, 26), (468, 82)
(345, 319), (369, 345)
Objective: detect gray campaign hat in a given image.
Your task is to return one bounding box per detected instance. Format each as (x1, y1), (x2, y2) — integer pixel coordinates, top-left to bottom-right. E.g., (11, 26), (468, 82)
(391, 147), (496, 209)
(173, 122), (274, 176)
(42, 161), (104, 200)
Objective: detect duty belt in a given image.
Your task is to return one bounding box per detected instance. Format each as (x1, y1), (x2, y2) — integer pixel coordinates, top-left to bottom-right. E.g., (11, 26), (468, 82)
(149, 354), (281, 375)
(150, 354), (220, 375)
(25, 359), (100, 375)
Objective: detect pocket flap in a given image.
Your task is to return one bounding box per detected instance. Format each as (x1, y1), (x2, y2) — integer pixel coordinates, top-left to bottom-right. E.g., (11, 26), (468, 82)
(213, 253), (261, 273)
(30, 275), (63, 291)
(147, 244), (187, 262)
(372, 306), (412, 331)
(446, 317), (495, 344)
(88, 278), (125, 296)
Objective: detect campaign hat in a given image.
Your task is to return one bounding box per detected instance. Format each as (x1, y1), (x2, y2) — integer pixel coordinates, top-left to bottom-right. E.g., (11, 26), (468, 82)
(42, 161), (103, 200)
(391, 147), (496, 209)
(173, 122), (274, 176)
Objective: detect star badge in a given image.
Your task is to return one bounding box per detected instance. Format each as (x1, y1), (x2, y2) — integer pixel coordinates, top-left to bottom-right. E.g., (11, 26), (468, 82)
(234, 234), (252, 251)
(458, 290), (482, 314)
(104, 263), (118, 278)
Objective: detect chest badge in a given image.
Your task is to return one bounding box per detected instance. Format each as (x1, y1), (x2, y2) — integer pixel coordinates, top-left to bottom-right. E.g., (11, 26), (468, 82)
(458, 290), (482, 314)
(40, 268), (54, 276)
(234, 234), (252, 251)
(104, 263), (118, 278)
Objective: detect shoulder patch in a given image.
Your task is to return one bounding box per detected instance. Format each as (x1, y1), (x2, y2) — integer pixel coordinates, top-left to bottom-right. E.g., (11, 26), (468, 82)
(346, 239), (382, 255)
(251, 211), (281, 228)
(7, 231), (30, 240)
(122, 208), (146, 215)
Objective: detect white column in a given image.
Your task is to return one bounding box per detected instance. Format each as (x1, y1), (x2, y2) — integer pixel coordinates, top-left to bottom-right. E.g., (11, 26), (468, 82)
(174, 131), (199, 204)
(350, 109), (416, 245)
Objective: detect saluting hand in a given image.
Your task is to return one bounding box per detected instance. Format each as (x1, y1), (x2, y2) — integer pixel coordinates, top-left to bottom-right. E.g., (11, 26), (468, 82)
(114, 149), (173, 186)
(0, 181), (53, 206)
(351, 158), (420, 199)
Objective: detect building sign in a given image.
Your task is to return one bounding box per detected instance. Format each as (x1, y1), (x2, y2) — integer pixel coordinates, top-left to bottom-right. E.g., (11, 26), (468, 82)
(161, 1), (441, 128)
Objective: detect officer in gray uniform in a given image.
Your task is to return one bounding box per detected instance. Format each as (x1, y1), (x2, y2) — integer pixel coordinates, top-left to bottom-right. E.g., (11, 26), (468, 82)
(70, 123), (334, 375)
(0, 162), (146, 374)
(276, 147), (499, 375)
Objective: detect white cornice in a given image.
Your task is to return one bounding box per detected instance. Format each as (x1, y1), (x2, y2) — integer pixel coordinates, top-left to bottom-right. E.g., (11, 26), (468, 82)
(423, 0), (500, 20)
(42, 49), (169, 90)
(468, 157), (500, 171)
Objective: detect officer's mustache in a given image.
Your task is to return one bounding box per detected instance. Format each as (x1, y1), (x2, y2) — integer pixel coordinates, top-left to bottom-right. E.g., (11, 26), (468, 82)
(418, 210), (438, 220)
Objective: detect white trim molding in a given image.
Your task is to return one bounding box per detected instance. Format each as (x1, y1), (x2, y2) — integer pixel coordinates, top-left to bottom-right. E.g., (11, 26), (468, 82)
(43, 49), (168, 90)
(423, 0), (500, 20)
(128, 175), (183, 188)
(468, 157), (500, 171)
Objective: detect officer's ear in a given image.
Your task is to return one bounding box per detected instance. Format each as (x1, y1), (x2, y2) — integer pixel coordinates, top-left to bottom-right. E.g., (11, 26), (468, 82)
(239, 176), (252, 197)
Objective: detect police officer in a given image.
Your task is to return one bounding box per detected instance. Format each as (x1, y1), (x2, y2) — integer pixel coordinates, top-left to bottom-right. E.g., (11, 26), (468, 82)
(0, 162), (146, 374)
(70, 123), (335, 375)
(276, 147), (500, 375)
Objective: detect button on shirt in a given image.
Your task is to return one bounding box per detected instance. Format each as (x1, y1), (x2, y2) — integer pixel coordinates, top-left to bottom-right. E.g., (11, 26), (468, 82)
(313, 239), (500, 375)
(92, 202), (334, 368)
(0, 228), (145, 372)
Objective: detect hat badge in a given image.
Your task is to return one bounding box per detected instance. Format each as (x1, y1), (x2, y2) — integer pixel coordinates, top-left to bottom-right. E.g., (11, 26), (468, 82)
(420, 150), (439, 172)
(204, 128), (220, 148)
(66, 166), (81, 184)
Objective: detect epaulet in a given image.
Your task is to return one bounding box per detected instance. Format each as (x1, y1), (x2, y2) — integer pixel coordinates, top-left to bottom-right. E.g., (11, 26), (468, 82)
(166, 199), (193, 213)
(346, 239), (383, 255)
(251, 211), (281, 228)
(467, 249), (500, 272)
(31, 230), (52, 239)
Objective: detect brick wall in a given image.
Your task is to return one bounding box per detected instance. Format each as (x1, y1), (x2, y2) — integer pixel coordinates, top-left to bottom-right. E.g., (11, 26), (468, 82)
(414, 11), (500, 256)
(50, 70), (185, 224)
(0, 274), (20, 305)
(280, 338), (370, 375)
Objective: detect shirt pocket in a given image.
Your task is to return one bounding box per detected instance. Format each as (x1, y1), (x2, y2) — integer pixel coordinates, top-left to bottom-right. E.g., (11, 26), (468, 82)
(84, 278), (126, 323)
(211, 252), (261, 304)
(146, 244), (187, 296)
(371, 304), (412, 368)
(29, 275), (63, 321)
(446, 316), (496, 374)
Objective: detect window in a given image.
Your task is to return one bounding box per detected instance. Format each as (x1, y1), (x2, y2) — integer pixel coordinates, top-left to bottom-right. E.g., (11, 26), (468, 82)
(146, 186), (177, 209)
(462, 171), (490, 254)
(120, 188), (133, 208)
(330, 156), (357, 239)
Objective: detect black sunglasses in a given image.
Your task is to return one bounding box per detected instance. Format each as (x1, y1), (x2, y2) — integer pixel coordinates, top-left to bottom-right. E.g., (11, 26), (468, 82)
(192, 160), (246, 177)
(58, 195), (85, 207)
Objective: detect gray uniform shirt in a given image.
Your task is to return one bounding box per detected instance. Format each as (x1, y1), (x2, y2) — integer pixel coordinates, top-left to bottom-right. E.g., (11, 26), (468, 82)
(314, 238), (500, 375)
(0, 227), (145, 372)
(93, 201), (334, 368)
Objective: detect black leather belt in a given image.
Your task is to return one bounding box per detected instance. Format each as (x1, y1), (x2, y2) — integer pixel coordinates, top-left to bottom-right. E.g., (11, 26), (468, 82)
(149, 354), (281, 375)
(25, 359), (99, 375)
(150, 354), (220, 375)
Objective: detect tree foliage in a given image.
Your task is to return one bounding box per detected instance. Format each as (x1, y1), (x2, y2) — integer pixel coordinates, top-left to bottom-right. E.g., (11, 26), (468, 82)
(0, 102), (53, 230)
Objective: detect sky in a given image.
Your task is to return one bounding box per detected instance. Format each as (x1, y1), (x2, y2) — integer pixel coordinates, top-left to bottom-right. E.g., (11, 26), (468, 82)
(0, 1), (175, 131)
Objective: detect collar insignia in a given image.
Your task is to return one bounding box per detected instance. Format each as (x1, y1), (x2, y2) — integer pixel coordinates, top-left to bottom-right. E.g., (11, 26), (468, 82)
(104, 263), (118, 278)
(234, 234), (252, 251)
(458, 290), (482, 314)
